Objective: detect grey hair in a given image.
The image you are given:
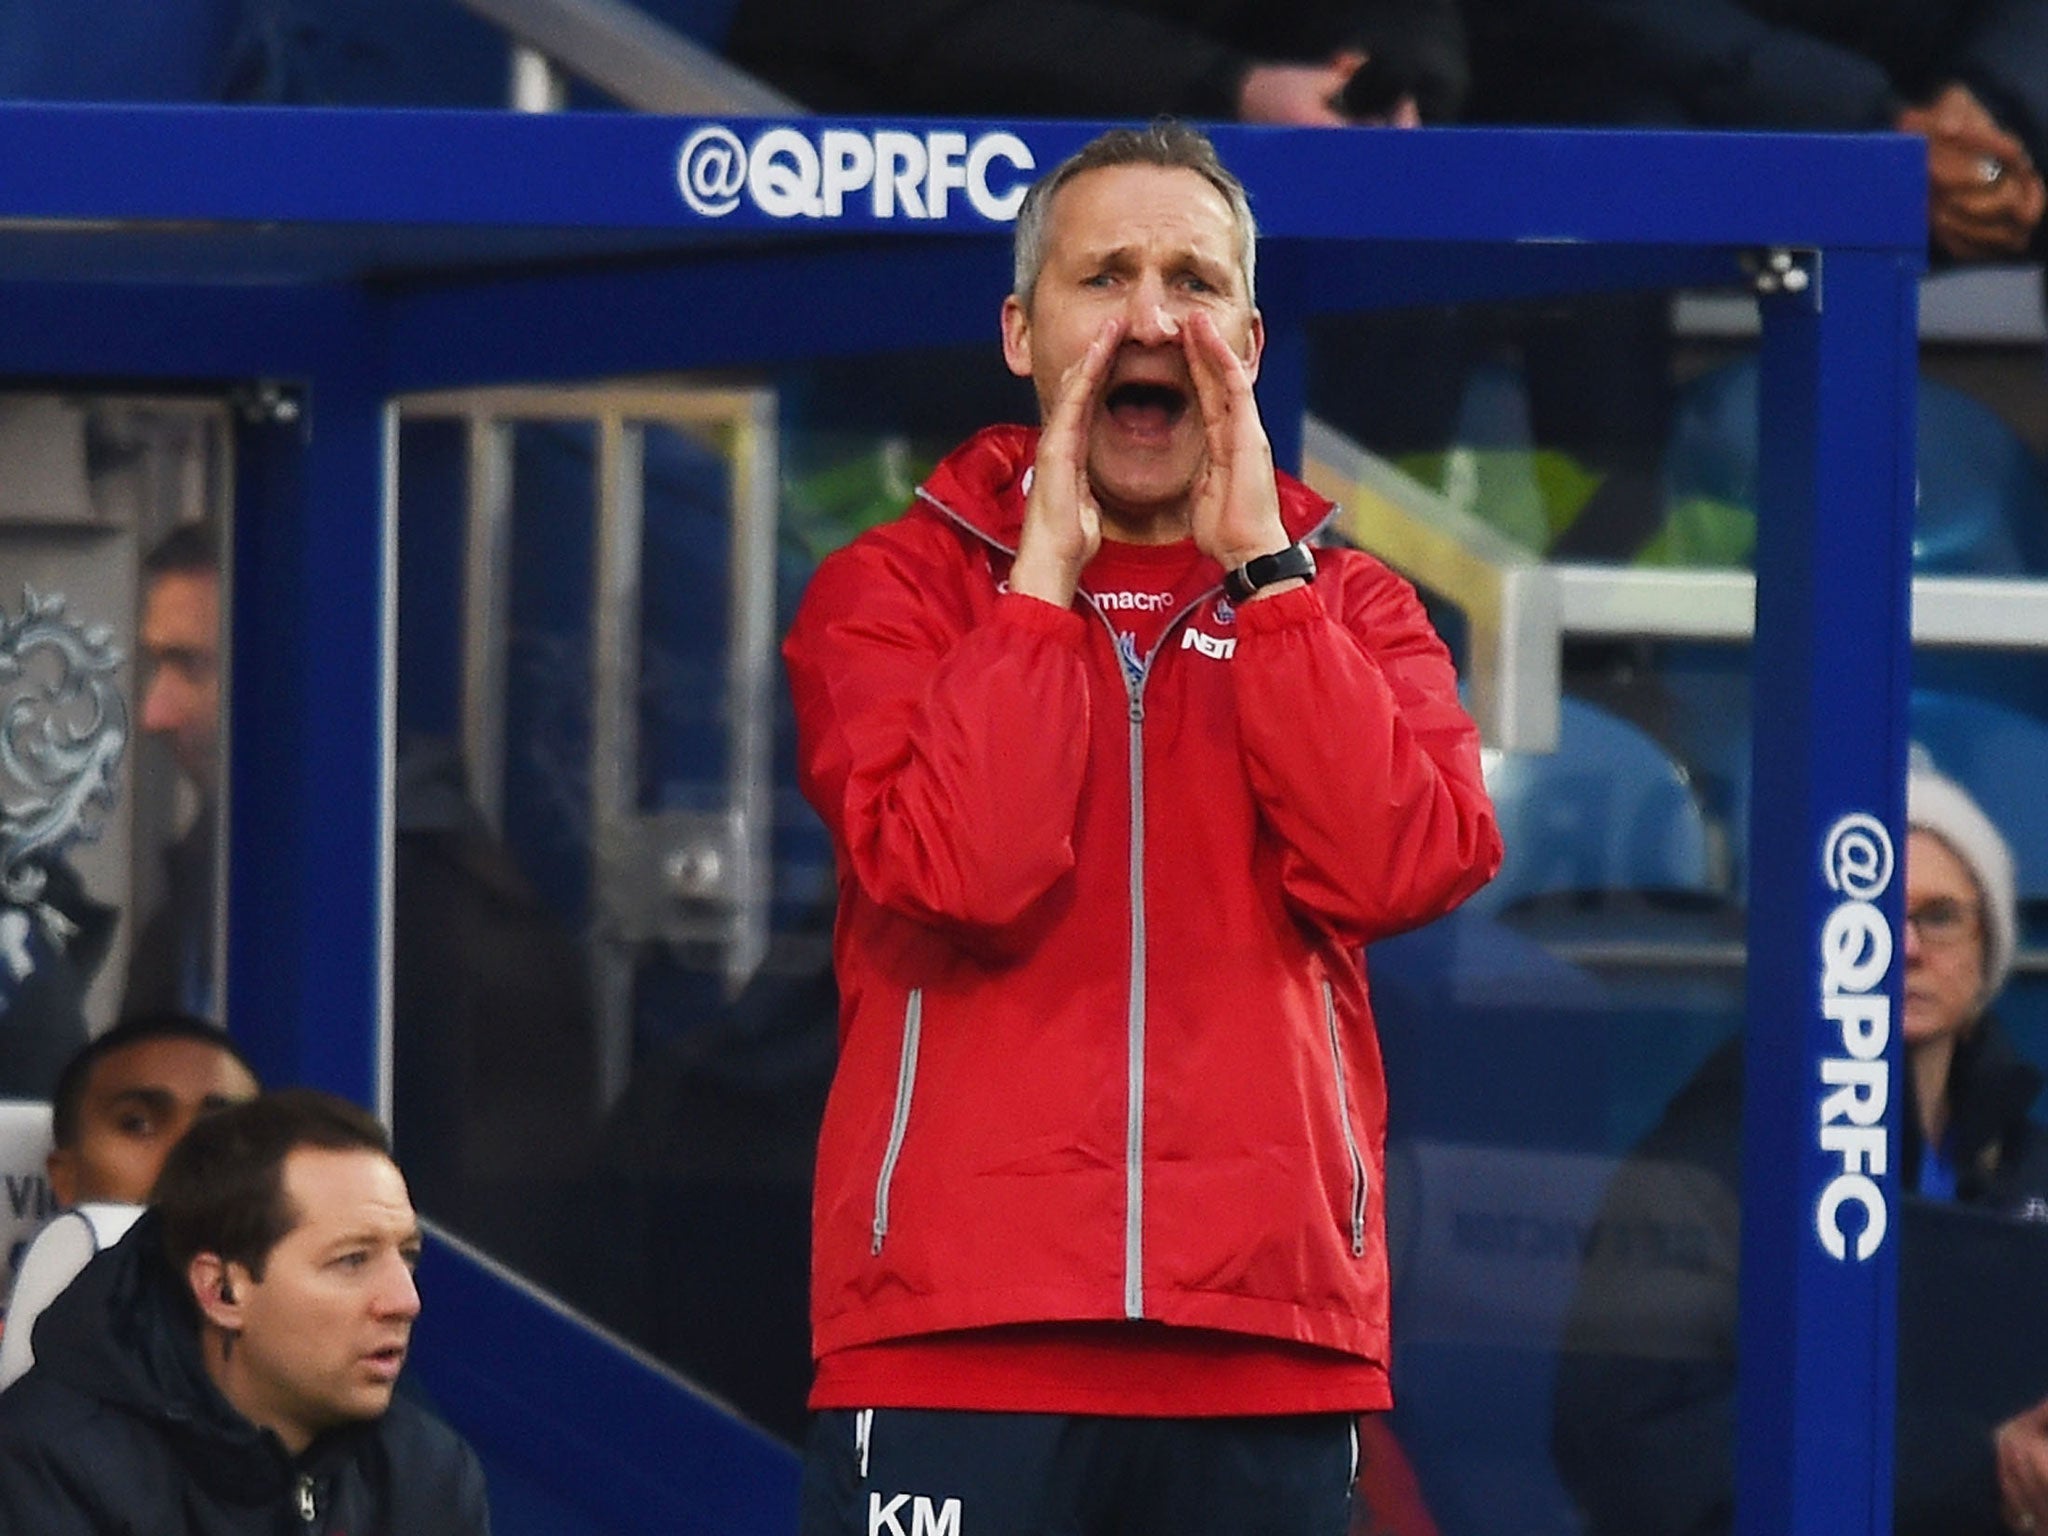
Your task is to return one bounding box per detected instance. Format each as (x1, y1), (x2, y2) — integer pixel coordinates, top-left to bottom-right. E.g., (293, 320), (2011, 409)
(1011, 121), (1258, 310)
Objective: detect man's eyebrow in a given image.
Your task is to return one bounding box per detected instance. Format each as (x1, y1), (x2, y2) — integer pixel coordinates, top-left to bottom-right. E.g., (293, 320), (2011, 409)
(98, 1086), (176, 1117)
(1177, 252), (1237, 286)
(1072, 241), (1136, 268)
(146, 644), (213, 666)
(1077, 241), (1235, 283)
(321, 1224), (425, 1253)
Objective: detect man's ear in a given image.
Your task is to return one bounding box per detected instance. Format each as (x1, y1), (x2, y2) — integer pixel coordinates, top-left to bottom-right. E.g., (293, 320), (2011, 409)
(1242, 309), (1265, 385)
(188, 1253), (244, 1330)
(45, 1148), (76, 1210)
(1000, 294), (1034, 380)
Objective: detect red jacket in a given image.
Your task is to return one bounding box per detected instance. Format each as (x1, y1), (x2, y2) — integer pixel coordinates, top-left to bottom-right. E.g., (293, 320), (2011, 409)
(784, 425), (1501, 1371)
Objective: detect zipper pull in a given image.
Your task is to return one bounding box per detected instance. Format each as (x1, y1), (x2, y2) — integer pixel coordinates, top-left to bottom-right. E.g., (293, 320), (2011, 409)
(297, 1473), (316, 1525)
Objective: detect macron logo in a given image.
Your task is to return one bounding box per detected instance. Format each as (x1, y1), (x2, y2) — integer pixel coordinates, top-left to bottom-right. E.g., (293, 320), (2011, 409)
(1181, 627), (1236, 660)
(1092, 590), (1172, 612)
(870, 1493), (962, 1536)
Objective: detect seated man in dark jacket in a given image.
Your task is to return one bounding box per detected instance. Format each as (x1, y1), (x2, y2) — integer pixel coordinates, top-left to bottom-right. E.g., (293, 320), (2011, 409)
(1465, 0), (2048, 263)
(0, 1088), (490, 1535)
(724, 0), (1469, 127)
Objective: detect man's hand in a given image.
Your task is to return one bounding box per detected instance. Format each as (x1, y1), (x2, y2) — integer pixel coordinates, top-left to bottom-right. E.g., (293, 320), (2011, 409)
(1996, 1393), (2048, 1533)
(1010, 319), (1118, 608)
(1238, 53), (1367, 127)
(1183, 311), (1294, 591)
(1899, 84), (2047, 261)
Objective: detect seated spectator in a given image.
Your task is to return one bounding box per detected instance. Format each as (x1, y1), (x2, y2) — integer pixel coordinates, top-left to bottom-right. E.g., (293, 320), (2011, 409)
(42, 1012), (259, 1210)
(126, 524), (226, 1022)
(0, 1089), (489, 1534)
(0, 1012), (260, 1389)
(1553, 756), (2048, 1536)
(1465, 0), (2048, 264)
(724, 0), (1469, 125)
(1350, 0), (2048, 575)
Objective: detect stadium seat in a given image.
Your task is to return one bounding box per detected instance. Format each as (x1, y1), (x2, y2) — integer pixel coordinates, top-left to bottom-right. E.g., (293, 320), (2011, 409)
(1466, 695), (1715, 916)
(1664, 358), (2048, 575)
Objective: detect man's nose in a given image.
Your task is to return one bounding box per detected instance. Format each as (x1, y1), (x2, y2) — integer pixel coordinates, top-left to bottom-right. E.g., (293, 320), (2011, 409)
(379, 1258), (423, 1320)
(140, 671), (181, 736)
(1123, 275), (1182, 344)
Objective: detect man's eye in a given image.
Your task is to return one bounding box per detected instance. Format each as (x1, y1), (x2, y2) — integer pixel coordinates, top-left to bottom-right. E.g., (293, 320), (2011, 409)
(334, 1251), (369, 1270)
(116, 1114), (159, 1137)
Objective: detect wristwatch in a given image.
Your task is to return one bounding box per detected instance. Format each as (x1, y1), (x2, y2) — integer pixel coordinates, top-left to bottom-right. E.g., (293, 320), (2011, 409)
(1222, 541), (1317, 603)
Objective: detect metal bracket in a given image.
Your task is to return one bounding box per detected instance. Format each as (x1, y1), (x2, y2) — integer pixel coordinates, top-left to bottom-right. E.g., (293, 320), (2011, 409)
(593, 807), (762, 958)
(1743, 247), (1818, 300)
(230, 381), (304, 427)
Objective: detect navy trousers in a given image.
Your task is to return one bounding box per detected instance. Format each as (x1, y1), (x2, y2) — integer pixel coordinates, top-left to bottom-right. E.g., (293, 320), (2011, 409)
(800, 1408), (1358, 1536)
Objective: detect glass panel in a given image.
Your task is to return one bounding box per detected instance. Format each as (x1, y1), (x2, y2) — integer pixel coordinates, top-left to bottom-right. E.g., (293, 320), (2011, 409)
(393, 390), (820, 1441)
(0, 396), (228, 1070)
(1310, 294), (1748, 1536)
(391, 413), (601, 1279)
(0, 394), (228, 1320)
(385, 270), (2048, 1482)
(1308, 281), (2048, 1536)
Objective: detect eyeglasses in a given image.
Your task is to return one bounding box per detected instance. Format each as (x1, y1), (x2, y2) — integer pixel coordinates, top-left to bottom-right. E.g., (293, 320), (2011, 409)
(1905, 897), (1980, 948)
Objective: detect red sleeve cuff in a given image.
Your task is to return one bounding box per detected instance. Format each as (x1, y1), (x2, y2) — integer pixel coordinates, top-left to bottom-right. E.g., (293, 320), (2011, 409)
(1232, 582), (1326, 634)
(996, 589), (1089, 643)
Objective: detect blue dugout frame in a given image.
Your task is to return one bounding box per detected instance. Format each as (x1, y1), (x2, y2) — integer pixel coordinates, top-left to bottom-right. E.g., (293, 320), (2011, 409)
(0, 105), (1925, 1535)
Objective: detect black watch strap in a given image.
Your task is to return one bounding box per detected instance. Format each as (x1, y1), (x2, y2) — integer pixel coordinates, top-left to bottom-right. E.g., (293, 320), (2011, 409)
(1222, 541), (1317, 603)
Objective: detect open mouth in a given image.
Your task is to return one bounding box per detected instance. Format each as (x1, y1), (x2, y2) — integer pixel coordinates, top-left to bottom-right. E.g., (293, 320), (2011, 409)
(1104, 380), (1189, 436)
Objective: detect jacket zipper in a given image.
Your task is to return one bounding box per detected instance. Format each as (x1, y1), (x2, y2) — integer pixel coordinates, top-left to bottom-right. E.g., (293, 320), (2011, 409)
(1123, 686), (1146, 1318)
(296, 1473), (317, 1526)
(1106, 593), (1223, 1319)
(871, 988), (924, 1254)
(1322, 981), (1369, 1256)
(920, 483), (1301, 1309)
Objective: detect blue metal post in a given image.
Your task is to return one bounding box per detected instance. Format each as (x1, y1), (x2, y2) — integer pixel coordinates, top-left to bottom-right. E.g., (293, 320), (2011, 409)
(226, 315), (390, 1108)
(1259, 317), (1307, 477)
(1738, 247), (1921, 1536)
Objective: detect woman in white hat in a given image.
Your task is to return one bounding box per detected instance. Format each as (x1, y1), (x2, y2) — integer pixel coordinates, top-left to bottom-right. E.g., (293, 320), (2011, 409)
(1556, 755), (2048, 1536)
(1897, 758), (2043, 1211)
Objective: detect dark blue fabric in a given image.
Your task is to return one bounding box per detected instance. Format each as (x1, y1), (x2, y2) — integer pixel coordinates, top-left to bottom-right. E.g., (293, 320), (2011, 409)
(801, 1408), (1356, 1536)
(221, 0), (504, 105)
(0, 0), (503, 107)
(0, 0), (239, 100)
